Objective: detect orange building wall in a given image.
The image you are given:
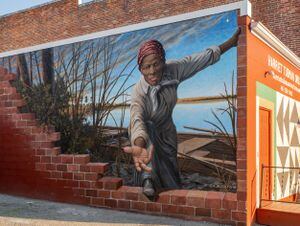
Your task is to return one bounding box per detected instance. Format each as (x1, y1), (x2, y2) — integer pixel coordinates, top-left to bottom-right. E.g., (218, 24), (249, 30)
(246, 19), (300, 225)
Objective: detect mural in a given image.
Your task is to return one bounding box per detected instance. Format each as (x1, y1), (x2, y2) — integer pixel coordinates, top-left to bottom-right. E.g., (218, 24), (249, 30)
(0, 11), (238, 195)
(257, 82), (300, 202)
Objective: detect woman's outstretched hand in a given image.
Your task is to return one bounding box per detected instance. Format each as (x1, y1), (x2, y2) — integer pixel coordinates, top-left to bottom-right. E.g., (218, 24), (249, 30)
(219, 27), (241, 53)
(231, 27), (241, 46)
(123, 145), (154, 173)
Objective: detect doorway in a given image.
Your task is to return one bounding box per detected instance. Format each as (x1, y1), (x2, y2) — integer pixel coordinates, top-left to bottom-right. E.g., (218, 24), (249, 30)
(259, 107), (272, 201)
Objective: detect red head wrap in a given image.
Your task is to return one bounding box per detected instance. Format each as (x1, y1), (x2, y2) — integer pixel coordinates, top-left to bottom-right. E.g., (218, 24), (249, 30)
(137, 40), (165, 69)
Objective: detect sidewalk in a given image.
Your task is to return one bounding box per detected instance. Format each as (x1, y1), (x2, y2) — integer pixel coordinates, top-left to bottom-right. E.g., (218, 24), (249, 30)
(0, 194), (224, 226)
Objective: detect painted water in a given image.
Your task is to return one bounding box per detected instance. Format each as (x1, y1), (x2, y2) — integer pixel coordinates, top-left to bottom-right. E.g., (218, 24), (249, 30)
(102, 100), (234, 133)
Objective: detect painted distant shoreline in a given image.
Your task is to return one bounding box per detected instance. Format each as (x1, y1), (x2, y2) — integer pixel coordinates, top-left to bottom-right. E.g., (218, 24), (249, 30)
(176, 95), (237, 104)
(78, 95), (237, 112)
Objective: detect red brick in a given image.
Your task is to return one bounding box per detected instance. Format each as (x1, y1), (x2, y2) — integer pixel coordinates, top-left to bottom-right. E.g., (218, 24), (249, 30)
(125, 187), (142, 201)
(212, 209), (231, 220)
(19, 113), (34, 120)
(51, 156), (62, 163)
(138, 193), (151, 202)
(84, 172), (98, 181)
(87, 162), (109, 174)
(50, 171), (62, 179)
(74, 172), (84, 180)
(3, 87), (16, 95)
(104, 199), (117, 208)
(232, 211), (246, 221)
(195, 208), (211, 217)
(97, 177), (123, 190)
(0, 68), (8, 75)
(236, 151), (247, 161)
(1, 73), (16, 81)
(35, 134), (48, 142)
(91, 197), (104, 206)
(46, 147), (60, 156)
(157, 190), (172, 204)
(40, 156), (51, 163)
(237, 159), (247, 170)
(67, 164), (79, 172)
(62, 172), (73, 180)
(0, 80), (10, 87)
(205, 191), (224, 209)
(171, 189), (188, 205)
(74, 154), (90, 164)
(79, 181), (92, 188)
(222, 193), (237, 210)
(80, 165), (90, 172)
(111, 187), (127, 199)
(178, 206), (195, 216)
(86, 189), (98, 197)
(98, 190), (111, 198)
(237, 191), (247, 201)
(73, 188), (85, 196)
(131, 201), (146, 211)
(73, 196), (90, 205)
(60, 154), (74, 164)
(237, 16), (248, 25)
(162, 204), (178, 215)
(237, 201), (246, 211)
(56, 179), (78, 188)
(146, 202), (162, 213)
(57, 164), (67, 171)
(118, 200), (131, 209)
(34, 156), (41, 163)
(35, 163), (47, 171)
(237, 180), (247, 192)
(46, 163), (56, 170)
(186, 190), (207, 208)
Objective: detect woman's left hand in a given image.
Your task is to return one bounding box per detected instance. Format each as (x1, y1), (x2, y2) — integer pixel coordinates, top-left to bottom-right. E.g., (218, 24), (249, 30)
(231, 27), (241, 47)
(219, 27), (241, 53)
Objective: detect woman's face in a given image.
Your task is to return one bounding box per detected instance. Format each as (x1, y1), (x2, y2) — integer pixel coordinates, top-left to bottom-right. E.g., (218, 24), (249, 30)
(140, 53), (164, 86)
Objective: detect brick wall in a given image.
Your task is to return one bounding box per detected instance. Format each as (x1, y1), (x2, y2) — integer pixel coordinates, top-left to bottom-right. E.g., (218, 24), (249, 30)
(236, 15), (247, 224)
(0, 0), (298, 56)
(0, 67), (246, 225)
(251, 0), (299, 57)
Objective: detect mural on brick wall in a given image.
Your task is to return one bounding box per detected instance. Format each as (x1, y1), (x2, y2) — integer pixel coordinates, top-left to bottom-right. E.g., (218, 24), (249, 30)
(0, 11), (238, 195)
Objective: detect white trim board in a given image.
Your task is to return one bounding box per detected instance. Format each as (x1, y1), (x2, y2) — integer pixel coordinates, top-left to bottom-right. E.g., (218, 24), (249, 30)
(250, 21), (300, 69)
(0, 0), (251, 58)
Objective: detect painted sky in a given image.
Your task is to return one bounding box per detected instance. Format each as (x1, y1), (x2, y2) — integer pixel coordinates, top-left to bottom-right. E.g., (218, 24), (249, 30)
(109, 10), (238, 99)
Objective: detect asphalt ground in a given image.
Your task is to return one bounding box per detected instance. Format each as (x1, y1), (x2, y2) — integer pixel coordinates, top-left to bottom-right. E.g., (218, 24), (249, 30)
(0, 193), (226, 226)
